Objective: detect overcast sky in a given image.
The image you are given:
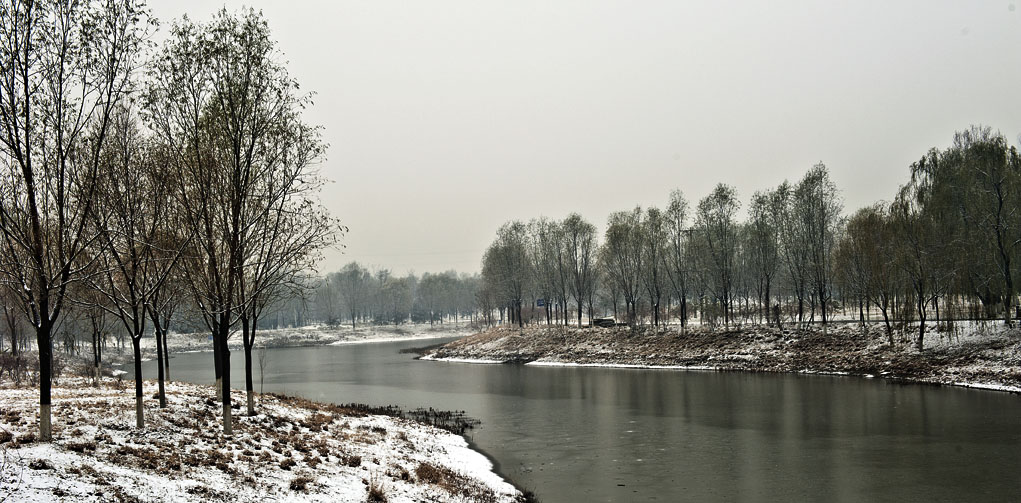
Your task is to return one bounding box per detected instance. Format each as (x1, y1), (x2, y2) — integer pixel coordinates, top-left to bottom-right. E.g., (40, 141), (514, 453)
(151, 1), (1021, 275)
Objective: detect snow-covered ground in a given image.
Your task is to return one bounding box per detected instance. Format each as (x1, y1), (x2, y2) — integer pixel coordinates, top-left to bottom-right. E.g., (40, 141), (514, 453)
(0, 378), (522, 502)
(96, 323), (475, 365)
(423, 321), (1021, 393)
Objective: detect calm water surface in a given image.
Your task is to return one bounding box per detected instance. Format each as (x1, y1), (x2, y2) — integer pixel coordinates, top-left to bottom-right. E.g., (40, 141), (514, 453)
(134, 338), (1021, 502)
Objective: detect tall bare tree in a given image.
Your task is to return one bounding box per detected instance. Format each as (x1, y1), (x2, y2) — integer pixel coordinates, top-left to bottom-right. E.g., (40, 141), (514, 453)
(693, 185), (740, 326)
(663, 190), (691, 327)
(746, 190), (780, 324)
(600, 208), (644, 325)
(89, 108), (181, 426)
(795, 163), (842, 324)
(482, 221), (529, 327)
(641, 207), (668, 326)
(0, 0), (149, 440)
(563, 213), (597, 327)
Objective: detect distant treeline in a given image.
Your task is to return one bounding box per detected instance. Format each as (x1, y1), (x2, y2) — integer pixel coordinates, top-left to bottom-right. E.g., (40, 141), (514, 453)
(311, 264), (483, 328)
(479, 126), (1021, 351)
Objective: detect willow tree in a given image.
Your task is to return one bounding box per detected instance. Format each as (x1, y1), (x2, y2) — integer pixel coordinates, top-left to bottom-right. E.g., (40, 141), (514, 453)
(913, 127), (1021, 324)
(892, 171), (954, 351)
(836, 204), (898, 343)
(0, 0), (149, 441)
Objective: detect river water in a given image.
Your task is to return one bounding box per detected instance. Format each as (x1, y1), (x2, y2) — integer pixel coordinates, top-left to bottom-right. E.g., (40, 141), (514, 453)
(135, 337), (1021, 502)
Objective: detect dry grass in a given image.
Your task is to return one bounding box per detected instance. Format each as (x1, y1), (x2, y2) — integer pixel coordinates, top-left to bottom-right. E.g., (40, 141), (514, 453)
(0, 378), (521, 502)
(430, 324), (1021, 390)
(366, 476), (387, 502)
(416, 461), (499, 503)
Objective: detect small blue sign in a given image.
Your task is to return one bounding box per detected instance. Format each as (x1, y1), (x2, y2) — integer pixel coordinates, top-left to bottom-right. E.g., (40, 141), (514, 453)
(537, 299), (546, 307)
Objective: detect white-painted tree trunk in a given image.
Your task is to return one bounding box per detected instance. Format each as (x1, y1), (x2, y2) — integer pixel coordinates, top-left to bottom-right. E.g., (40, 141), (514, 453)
(222, 402), (232, 436)
(40, 404), (51, 441)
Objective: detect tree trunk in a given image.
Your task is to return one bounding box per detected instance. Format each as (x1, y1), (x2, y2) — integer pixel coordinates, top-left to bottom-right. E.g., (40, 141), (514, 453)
(218, 316), (232, 436)
(213, 321), (223, 402)
(680, 295), (687, 328)
(155, 325), (166, 409)
(91, 328), (101, 387)
(161, 323), (171, 382)
(37, 320), (53, 442)
(916, 297), (926, 352)
(132, 338), (144, 429)
(243, 314), (256, 417)
(881, 304), (894, 346)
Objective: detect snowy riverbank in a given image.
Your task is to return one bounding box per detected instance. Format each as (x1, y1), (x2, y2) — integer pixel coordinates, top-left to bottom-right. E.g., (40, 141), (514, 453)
(0, 379), (523, 502)
(98, 323), (476, 366)
(423, 323), (1021, 393)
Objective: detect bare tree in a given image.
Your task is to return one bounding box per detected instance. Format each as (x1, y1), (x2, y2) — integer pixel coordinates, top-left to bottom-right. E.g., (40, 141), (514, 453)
(0, 0), (149, 441)
(563, 213), (597, 327)
(600, 208), (644, 325)
(641, 207), (668, 326)
(796, 163), (842, 324)
(89, 108), (181, 425)
(663, 190), (691, 328)
(746, 190), (780, 325)
(335, 262), (369, 329)
(145, 8), (335, 434)
(237, 164), (339, 415)
(693, 185), (740, 326)
(482, 222), (529, 327)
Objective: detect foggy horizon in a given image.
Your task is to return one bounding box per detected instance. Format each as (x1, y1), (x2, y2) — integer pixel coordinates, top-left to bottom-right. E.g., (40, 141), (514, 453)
(154, 0), (1021, 276)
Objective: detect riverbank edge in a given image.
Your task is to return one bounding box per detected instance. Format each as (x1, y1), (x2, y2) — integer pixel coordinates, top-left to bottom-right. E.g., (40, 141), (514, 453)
(95, 324), (477, 366)
(426, 356), (1021, 394)
(0, 378), (525, 502)
(419, 325), (1021, 395)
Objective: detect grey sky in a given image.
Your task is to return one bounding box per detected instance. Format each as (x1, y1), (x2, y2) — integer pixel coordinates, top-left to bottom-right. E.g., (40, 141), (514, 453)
(151, 1), (1021, 275)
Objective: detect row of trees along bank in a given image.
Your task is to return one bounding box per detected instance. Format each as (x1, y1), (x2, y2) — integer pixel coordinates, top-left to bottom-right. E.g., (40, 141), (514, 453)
(481, 127), (1021, 353)
(0, 3), (340, 441)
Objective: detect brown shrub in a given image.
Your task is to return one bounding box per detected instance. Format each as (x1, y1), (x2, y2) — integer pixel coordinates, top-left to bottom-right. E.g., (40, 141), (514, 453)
(367, 477), (387, 502)
(290, 475), (314, 492)
(65, 440), (97, 453)
(415, 462), (498, 503)
(305, 454), (321, 469)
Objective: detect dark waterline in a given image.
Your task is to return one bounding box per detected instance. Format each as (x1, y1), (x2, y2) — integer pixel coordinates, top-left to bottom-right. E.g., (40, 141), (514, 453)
(130, 338), (1021, 502)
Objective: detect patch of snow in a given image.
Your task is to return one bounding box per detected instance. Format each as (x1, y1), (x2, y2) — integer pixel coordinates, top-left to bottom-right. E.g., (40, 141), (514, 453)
(0, 378), (521, 502)
(951, 382), (1021, 393)
(329, 334), (452, 346)
(525, 361), (718, 371)
(420, 355), (507, 364)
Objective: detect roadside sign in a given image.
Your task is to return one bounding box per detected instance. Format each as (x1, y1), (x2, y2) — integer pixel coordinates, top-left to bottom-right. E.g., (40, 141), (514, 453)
(537, 299), (546, 307)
